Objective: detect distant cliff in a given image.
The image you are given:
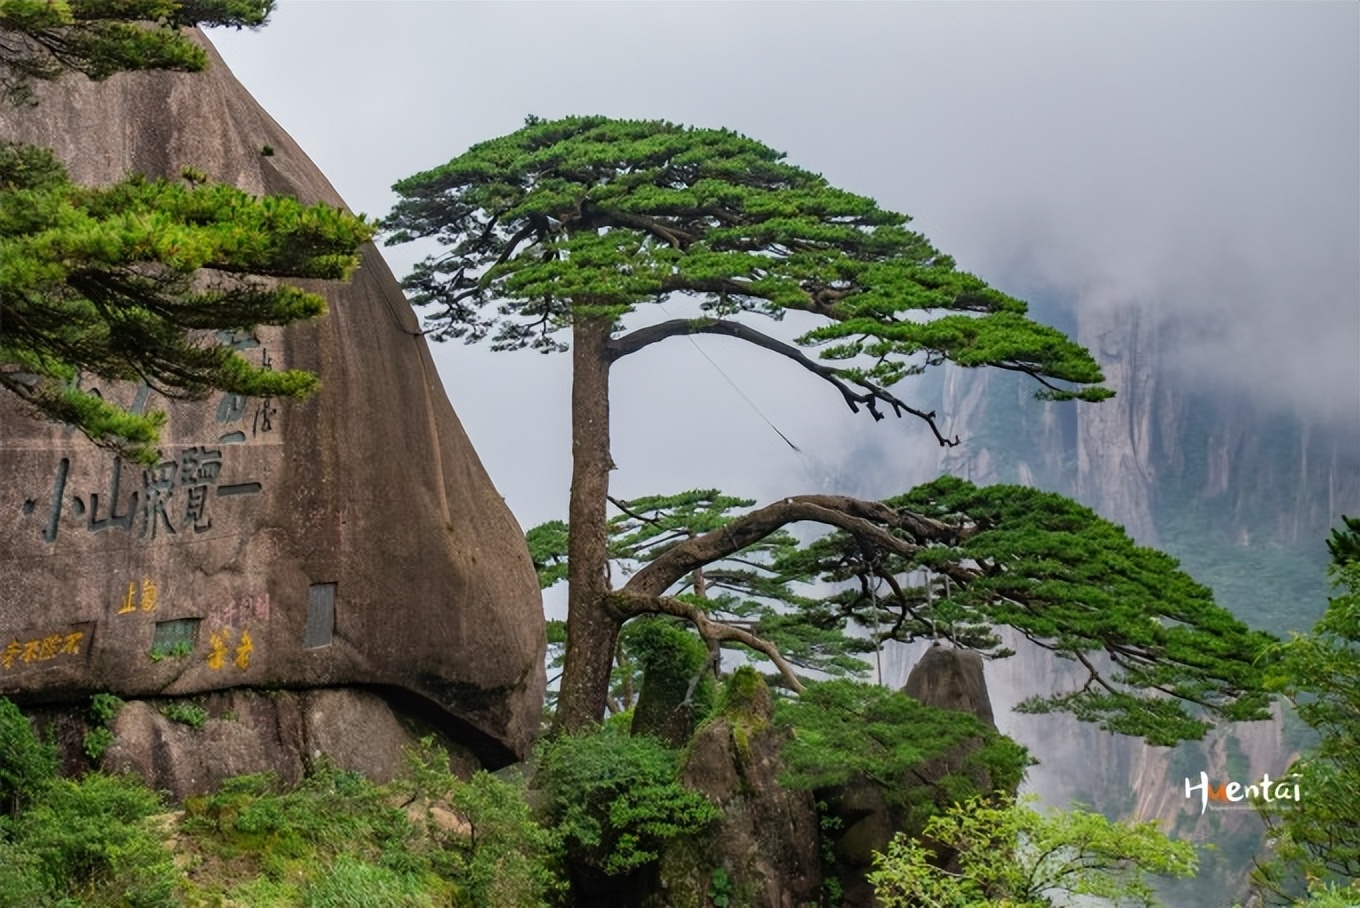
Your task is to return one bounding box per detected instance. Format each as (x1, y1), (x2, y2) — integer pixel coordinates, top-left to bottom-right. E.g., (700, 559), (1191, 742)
(937, 301), (1358, 630)
(861, 296), (1358, 906)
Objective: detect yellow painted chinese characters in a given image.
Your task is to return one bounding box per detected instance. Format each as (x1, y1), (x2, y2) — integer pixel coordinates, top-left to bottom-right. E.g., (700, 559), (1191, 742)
(117, 577), (159, 615)
(206, 628), (253, 672)
(1, 631), (84, 671)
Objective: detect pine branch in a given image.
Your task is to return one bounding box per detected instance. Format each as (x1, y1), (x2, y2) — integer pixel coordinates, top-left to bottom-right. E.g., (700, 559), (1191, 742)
(608, 590), (806, 693)
(610, 318), (960, 445)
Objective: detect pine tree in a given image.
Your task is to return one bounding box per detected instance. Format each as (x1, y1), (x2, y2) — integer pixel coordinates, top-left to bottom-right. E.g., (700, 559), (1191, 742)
(0, 0), (373, 460)
(387, 115), (1116, 732)
(0, 0), (272, 105)
(529, 479), (1275, 745)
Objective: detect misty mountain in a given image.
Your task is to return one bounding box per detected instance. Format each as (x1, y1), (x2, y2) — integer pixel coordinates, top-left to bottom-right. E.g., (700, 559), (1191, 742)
(843, 296), (1357, 906)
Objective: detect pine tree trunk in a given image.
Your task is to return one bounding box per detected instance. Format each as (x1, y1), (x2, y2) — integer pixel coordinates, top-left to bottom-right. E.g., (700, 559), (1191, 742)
(554, 314), (621, 733)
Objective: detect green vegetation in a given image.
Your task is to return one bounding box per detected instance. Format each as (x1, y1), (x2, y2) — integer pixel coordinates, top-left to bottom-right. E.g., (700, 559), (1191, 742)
(0, 2), (373, 460)
(150, 640), (194, 662)
(89, 692), (123, 725)
(868, 795), (1198, 908)
(1, 702), (566, 907)
(1255, 519), (1360, 898)
(83, 692), (124, 763)
(386, 114), (1113, 732)
(3, 772), (180, 908)
(1, 74), (1318, 904)
(1, 701), (568, 908)
(626, 617), (717, 744)
(706, 866), (734, 907)
(0, 696), (56, 816)
(1, 696), (178, 908)
(0, 0), (273, 106)
(0, 144), (373, 460)
(177, 755), (565, 907)
(532, 478), (1276, 747)
(533, 723), (718, 879)
(160, 700), (209, 729)
(180, 767), (451, 907)
(776, 679), (1029, 813)
(5, 684), (1349, 908)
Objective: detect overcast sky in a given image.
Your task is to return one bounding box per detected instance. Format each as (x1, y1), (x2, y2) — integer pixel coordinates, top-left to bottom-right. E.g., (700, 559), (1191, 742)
(208, 2), (1359, 530)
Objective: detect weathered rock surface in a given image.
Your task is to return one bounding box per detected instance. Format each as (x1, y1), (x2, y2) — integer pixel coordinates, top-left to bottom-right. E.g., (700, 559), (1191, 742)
(97, 688), (482, 801)
(654, 670), (821, 908)
(902, 644), (995, 728)
(0, 36), (544, 766)
(829, 646), (1000, 908)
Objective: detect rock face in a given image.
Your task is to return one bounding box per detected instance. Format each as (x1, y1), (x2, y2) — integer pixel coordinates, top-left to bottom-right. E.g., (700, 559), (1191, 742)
(98, 689), (482, 802)
(902, 645), (994, 728)
(0, 36), (545, 769)
(827, 646), (1001, 908)
(655, 669), (821, 908)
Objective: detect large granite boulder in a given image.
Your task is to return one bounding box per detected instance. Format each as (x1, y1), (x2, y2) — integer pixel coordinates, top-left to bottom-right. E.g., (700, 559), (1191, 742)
(0, 35), (545, 768)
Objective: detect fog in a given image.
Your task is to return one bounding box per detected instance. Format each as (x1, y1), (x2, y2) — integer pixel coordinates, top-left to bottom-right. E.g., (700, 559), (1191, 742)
(210, 2), (1359, 525)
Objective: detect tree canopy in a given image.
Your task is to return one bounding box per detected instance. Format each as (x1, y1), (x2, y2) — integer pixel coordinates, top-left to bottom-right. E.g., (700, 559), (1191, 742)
(387, 115), (1124, 732)
(868, 795), (1198, 908)
(0, 0), (373, 460)
(0, 144), (372, 459)
(531, 478), (1275, 746)
(385, 115), (1111, 443)
(0, 0), (272, 105)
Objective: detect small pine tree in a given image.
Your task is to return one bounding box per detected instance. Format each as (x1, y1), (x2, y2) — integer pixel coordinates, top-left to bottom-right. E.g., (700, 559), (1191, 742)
(0, 3), (374, 459)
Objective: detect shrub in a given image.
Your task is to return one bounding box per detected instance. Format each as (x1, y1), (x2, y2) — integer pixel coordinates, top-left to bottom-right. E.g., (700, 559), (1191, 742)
(392, 739), (562, 906)
(160, 700), (209, 728)
(85, 692), (125, 763)
(89, 692), (124, 725)
(448, 770), (563, 907)
(534, 724), (718, 877)
(10, 773), (179, 908)
(868, 795), (1196, 908)
(0, 696), (56, 815)
(83, 726), (115, 762)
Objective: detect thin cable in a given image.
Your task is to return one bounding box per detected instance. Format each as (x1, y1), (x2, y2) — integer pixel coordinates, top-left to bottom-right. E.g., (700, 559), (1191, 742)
(656, 304), (802, 454)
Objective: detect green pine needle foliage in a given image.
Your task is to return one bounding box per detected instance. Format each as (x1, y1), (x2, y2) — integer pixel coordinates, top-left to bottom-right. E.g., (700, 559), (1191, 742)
(532, 479), (1276, 745)
(0, 0), (273, 105)
(529, 490), (876, 681)
(0, 143), (373, 461)
(881, 477), (1277, 743)
(533, 724), (718, 878)
(385, 115), (1109, 401)
(775, 679), (1029, 810)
